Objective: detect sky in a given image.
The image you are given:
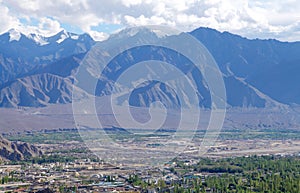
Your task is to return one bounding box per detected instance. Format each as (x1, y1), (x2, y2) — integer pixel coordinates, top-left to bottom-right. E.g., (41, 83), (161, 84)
(0, 0), (300, 41)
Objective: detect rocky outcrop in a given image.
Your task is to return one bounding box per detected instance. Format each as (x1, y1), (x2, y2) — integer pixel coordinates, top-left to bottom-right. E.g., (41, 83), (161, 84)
(0, 135), (42, 161)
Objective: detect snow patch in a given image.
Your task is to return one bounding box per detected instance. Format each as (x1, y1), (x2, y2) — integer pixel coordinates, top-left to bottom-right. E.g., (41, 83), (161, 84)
(8, 29), (21, 42)
(110, 27), (180, 41)
(71, 35), (79, 40)
(111, 28), (139, 39)
(27, 34), (49, 46)
(56, 30), (70, 43)
(56, 34), (68, 43)
(150, 29), (180, 38)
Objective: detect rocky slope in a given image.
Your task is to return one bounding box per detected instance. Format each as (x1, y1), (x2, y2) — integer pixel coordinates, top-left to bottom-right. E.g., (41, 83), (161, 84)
(0, 73), (88, 107)
(0, 27), (299, 109)
(0, 135), (42, 161)
(0, 29), (95, 85)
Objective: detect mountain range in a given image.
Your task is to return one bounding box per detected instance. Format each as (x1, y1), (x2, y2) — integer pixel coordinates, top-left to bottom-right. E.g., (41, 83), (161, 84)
(0, 27), (299, 109)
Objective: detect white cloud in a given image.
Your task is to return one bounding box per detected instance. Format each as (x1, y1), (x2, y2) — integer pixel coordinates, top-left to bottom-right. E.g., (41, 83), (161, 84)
(121, 0), (142, 7)
(88, 30), (109, 41)
(38, 17), (62, 35)
(0, 0), (300, 41)
(0, 4), (20, 32)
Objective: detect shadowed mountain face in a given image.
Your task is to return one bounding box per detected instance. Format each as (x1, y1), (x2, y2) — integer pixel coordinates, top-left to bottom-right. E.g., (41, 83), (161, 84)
(94, 44), (212, 108)
(0, 27), (299, 108)
(128, 80), (182, 109)
(190, 27), (300, 105)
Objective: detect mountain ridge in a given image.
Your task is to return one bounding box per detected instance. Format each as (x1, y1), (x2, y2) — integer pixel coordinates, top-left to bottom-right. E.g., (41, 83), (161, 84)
(0, 27), (299, 109)
(0, 29), (95, 85)
(0, 135), (42, 161)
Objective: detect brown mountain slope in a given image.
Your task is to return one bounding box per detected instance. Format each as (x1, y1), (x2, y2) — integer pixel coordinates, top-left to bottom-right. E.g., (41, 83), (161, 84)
(0, 135), (42, 161)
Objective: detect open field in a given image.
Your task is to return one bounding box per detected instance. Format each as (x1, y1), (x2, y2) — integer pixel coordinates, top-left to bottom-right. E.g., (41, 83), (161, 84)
(1, 102), (300, 167)
(3, 127), (300, 167)
(0, 102), (300, 133)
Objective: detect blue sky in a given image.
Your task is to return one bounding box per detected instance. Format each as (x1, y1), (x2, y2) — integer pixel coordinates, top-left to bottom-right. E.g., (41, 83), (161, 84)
(0, 0), (299, 41)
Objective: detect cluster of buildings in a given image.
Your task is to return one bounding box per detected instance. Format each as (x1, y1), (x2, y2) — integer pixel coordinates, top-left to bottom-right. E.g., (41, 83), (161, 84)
(0, 160), (142, 192)
(0, 158), (207, 192)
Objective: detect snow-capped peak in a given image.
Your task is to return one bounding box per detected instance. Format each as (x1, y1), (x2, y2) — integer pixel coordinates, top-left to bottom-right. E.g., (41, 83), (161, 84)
(110, 27), (153, 39)
(56, 30), (70, 43)
(2, 29), (93, 46)
(27, 33), (49, 46)
(8, 28), (21, 42)
(109, 27), (180, 40)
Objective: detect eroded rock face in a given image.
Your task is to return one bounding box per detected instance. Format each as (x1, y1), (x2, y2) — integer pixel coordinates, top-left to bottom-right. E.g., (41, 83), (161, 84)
(0, 135), (42, 161)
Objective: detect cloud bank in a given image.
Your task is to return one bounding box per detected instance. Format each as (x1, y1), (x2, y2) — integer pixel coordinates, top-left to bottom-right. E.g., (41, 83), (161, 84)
(1, 0), (300, 41)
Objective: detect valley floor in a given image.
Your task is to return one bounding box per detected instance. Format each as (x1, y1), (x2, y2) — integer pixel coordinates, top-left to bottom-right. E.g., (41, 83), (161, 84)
(0, 127), (300, 192)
